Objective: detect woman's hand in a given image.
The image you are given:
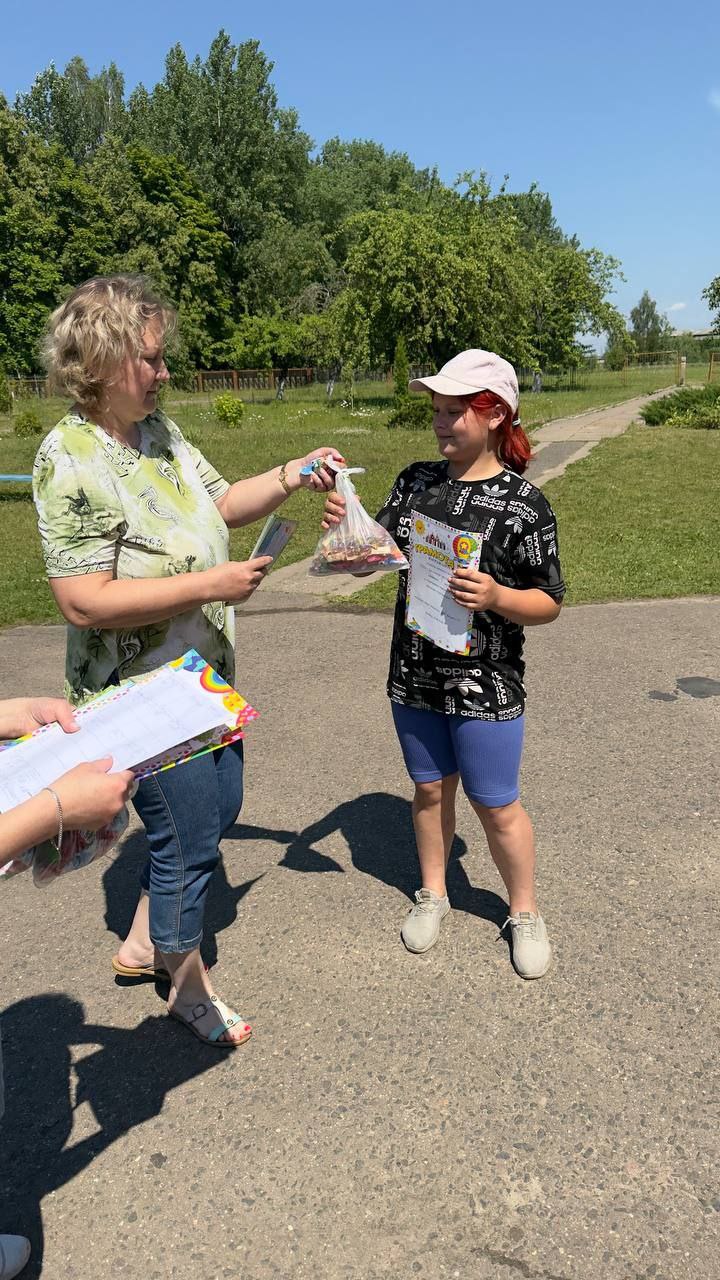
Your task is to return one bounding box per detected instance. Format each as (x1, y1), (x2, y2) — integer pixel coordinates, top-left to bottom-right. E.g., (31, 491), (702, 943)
(321, 493), (347, 530)
(52, 759), (135, 830)
(448, 567), (499, 612)
(286, 448), (346, 492)
(207, 557), (274, 604)
(0, 696), (79, 741)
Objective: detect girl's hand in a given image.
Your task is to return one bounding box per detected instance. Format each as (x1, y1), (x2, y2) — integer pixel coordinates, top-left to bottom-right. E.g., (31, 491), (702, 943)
(287, 448), (346, 492)
(0, 696), (79, 741)
(448, 567), (499, 612)
(321, 493), (347, 530)
(52, 759), (135, 830)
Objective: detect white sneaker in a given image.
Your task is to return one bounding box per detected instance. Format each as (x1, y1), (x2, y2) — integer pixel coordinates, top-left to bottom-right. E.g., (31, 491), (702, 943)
(401, 888), (450, 953)
(0, 1235), (30, 1279)
(502, 912), (552, 979)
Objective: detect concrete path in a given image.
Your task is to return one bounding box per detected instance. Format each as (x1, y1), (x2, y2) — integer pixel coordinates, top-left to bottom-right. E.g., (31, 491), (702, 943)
(1, 592), (718, 1279)
(269, 388), (673, 600)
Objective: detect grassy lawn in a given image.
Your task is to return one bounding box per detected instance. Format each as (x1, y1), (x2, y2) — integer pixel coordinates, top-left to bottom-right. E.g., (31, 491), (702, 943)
(337, 424), (720, 611)
(0, 369), (712, 627)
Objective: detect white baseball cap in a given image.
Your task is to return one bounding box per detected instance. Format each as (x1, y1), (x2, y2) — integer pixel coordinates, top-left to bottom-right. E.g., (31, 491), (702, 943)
(409, 349), (519, 416)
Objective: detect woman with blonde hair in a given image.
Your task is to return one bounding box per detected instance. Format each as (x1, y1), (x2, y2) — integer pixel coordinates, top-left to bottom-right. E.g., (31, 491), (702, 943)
(34, 274), (342, 1046)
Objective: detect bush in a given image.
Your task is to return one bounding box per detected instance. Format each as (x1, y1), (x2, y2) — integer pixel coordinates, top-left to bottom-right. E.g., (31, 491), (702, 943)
(13, 408), (44, 437)
(640, 384), (719, 426)
(212, 392), (245, 428)
(665, 398), (720, 430)
(0, 368), (11, 415)
(387, 394), (433, 431)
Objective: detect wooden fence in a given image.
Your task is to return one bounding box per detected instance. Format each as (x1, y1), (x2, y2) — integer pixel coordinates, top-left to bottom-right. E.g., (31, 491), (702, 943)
(195, 367), (315, 393)
(8, 376), (50, 399)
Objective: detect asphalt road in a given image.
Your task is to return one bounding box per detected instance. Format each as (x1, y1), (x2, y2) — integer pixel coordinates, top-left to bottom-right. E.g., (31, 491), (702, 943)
(1, 592), (718, 1279)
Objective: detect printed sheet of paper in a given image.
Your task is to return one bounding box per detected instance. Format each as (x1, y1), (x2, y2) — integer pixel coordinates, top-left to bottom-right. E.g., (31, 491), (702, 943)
(0, 653), (257, 812)
(405, 513), (483, 655)
(250, 514), (297, 562)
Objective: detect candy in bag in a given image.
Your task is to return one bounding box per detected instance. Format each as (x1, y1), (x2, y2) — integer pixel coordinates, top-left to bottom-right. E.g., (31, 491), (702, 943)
(310, 466), (408, 575)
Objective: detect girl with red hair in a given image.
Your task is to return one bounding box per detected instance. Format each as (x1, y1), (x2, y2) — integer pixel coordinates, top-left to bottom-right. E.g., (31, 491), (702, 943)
(323, 349), (564, 979)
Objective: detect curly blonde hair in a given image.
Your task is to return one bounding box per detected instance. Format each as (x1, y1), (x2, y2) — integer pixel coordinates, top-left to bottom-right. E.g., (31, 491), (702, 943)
(43, 275), (176, 412)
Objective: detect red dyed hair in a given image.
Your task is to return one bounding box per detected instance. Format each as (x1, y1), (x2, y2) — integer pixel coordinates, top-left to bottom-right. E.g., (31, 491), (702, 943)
(464, 390), (532, 474)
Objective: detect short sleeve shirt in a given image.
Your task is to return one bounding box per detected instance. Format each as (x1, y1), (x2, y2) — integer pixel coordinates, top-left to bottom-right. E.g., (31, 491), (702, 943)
(33, 409), (234, 704)
(376, 461), (565, 721)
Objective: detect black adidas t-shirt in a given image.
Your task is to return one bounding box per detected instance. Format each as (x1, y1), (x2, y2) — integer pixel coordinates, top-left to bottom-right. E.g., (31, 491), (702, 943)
(375, 461), (565, 721)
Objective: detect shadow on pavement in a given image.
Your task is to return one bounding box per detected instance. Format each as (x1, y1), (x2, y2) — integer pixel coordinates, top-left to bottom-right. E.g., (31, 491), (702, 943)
(0, 994), (227, 1278)
(231, 791), (509, 929)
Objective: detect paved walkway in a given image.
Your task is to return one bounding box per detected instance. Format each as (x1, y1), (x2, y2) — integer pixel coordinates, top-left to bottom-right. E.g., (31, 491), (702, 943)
(2, 388), (718, 1279)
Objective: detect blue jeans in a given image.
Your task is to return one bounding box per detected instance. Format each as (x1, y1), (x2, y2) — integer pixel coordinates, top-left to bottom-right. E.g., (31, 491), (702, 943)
(132, 742), (244, 953)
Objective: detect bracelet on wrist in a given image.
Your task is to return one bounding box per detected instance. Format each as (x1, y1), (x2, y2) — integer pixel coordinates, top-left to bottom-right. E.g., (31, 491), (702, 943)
(43, 786), (63, 852)
(277, 463), (292, 496)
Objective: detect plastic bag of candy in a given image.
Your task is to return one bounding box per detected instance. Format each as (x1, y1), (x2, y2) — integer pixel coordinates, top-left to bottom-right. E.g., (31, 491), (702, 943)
(310, 465), (408, 575)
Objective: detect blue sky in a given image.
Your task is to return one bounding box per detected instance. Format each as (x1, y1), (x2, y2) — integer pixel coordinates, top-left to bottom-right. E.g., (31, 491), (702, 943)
(2, 0), (719, 336)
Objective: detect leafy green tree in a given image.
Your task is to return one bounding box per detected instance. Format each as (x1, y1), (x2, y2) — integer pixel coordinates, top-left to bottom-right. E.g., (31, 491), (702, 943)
(604, 328), (636, 371)
(239, 214), (339, 315)
(87, 141), (234, 367)
(15, 57), (127, 162)
(223, 312), (332, 369)
(0, 98), (112, 373)
(305, 137), (437, 262)
(702, 275), (720, 332)
(531, 243), (624, 369)
(127, 32), (312, 254)
(629, 291), (674, 353)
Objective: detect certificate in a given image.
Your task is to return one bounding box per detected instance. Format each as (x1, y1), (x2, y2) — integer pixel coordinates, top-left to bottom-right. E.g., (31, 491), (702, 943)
(405, 513), (483, 654)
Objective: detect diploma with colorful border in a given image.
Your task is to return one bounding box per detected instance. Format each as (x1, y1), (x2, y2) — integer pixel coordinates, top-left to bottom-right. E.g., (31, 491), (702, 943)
(405, 513), (483, 655)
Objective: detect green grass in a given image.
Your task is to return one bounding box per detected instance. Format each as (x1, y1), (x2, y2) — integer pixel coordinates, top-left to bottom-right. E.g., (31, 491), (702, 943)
(542, 425), (720, 603)
(337, 424), (720, 611)
(0, 369), (713, 627)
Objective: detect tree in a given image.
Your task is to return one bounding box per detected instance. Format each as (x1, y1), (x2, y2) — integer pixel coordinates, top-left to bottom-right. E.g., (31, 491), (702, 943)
(604, 328), (636, 371)
(15, 57), (127, 162)
(629, 291), (674, 353)
(0, 98), (113, 373)
(223, 313), (331, 369)
(329, 176), (623, 375)
(305, 137), (437, 263)
(126, 32), (312, 255)
(702, 275), (720, 332)
(239, 214), (339, 316)
(87, 142), (234, 368)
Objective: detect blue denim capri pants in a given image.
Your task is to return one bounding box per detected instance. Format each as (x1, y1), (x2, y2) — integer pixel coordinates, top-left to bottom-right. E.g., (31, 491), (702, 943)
(391, 704), (524, 807)
(132, 741), (244, 953)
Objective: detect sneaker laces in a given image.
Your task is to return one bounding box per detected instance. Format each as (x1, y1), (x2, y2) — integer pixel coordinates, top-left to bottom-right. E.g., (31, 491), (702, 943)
(499, 912), (538, 941)
(411, 888), (443, 914)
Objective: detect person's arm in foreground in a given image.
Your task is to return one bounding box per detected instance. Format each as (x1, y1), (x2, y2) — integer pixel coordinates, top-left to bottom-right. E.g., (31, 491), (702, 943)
(215, 447), (345, 528)
(50, 448), (347, 628)
(50, 558), (274, 629)
(0, 697), (134, 868)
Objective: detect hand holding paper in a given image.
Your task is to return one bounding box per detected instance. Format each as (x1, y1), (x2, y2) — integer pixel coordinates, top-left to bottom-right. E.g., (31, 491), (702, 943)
(448, 567), (499, 612)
